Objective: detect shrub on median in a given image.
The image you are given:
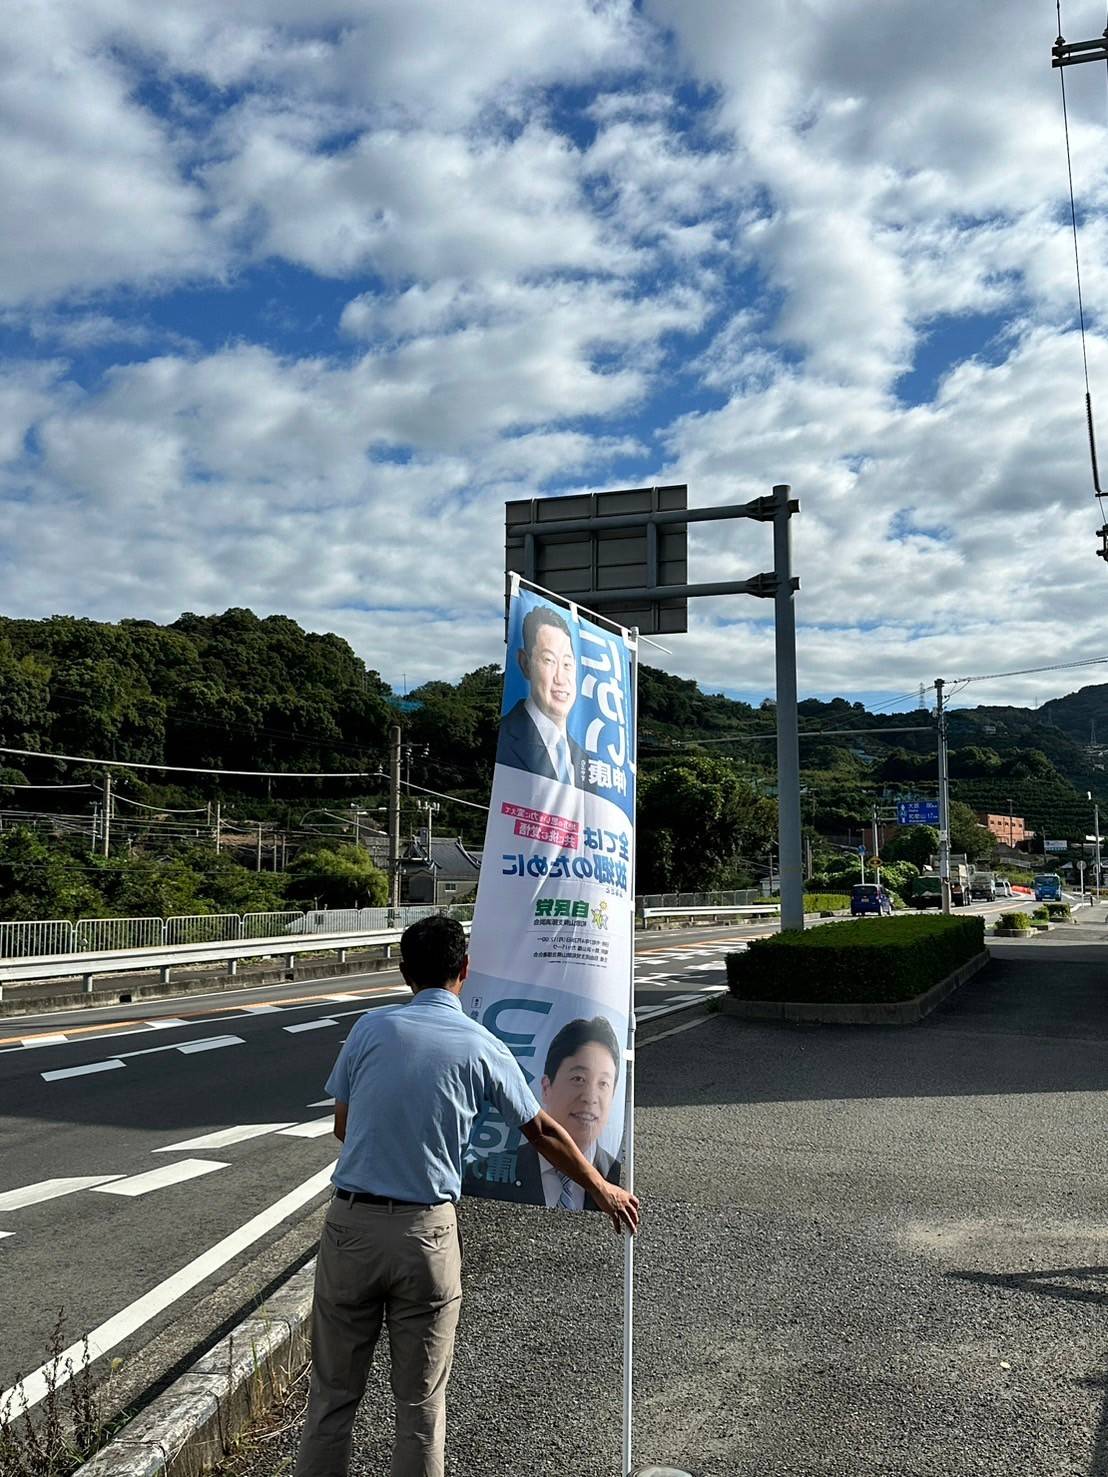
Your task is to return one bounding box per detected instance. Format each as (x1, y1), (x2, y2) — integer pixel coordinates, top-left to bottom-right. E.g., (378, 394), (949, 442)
(802, 893), (851, 913)
(725, 913), (985, 1004)
(998, 911), (1033, 931)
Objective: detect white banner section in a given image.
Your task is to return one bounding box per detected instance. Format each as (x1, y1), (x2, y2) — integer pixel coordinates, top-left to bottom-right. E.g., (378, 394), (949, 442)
(463, 583), (636, 1212)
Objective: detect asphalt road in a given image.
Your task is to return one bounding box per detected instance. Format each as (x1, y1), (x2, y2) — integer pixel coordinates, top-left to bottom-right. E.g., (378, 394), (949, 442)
(229, 902), (1108, 1477)
(0, 901), (1016, 1410)
(0, 921), (745, 1403)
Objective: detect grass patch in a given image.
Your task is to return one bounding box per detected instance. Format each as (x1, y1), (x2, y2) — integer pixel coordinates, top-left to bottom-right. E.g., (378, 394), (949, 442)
(726, 914), (985, 1004)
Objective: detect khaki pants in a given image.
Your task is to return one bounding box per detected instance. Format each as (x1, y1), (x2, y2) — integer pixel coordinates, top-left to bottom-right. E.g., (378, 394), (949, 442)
(294, 1197), (462, 1477)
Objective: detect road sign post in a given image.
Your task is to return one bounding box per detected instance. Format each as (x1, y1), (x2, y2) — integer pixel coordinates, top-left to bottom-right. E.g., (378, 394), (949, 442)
(506, 482), (804, 933)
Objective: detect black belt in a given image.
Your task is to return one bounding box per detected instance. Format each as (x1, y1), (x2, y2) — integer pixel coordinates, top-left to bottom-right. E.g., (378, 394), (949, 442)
(334, 1188), (436, 1208)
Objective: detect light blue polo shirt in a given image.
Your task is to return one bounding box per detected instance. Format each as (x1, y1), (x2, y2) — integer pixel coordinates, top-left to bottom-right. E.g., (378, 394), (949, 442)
(326, 988), (541, 1204)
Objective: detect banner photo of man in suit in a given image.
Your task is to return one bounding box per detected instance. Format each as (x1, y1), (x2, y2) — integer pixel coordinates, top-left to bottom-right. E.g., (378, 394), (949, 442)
(463, 579), (635, 1210)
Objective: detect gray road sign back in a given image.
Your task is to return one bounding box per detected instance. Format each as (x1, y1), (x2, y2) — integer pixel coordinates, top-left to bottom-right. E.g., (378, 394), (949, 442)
(505, 485), (688, 634)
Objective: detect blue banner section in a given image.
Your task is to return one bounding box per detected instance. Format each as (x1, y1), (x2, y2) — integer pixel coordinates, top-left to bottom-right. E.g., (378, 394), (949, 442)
(462, 581), (636, 1212)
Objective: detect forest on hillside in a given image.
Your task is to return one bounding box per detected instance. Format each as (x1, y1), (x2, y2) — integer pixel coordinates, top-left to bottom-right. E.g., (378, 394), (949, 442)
(0, 609), (1104, 917)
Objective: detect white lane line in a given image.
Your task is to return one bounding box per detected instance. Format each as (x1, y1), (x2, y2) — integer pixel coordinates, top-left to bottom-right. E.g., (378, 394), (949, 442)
(322, 993), (360, 1002)
(243, 1004), (281, 1014)
(92, 1160), (229, 1197)
(0, 1175), (126, 1213)
(153, 1124), (294, 1153)
(278, 1117), (335, 1138)
(143, 1018), (187, 1030)
(283, 1019), (338, 1034)
(640, 1013), (715, 1045)
(309, 1097), (335, 1107)
(42, 1060), (125, 1082)
(175, 1036), (244, 1055)
(1, 1161), (336, 1412)
(687, 962), (724, 972)
(21, 1034), (68, 1048)
(0, 1231), (13, 1241)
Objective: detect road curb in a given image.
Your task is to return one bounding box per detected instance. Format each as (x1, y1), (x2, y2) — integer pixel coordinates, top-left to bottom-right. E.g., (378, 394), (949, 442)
(720, 949), (992, 1026)
(74, 1260), (318, 1477)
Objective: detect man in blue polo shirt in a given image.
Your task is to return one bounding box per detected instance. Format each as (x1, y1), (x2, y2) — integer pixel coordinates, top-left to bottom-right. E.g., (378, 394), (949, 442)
(294, 913), (639, 1477)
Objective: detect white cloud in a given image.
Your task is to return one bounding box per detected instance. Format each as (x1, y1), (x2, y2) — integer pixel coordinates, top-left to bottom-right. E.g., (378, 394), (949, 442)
(2, 0), (1108, 709)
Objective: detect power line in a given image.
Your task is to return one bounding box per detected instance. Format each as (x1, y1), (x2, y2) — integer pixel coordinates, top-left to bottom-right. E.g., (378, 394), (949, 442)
(0, 744), (378, 779)
(112, 795), (209, 814)
(0, 781), (95, 790)
(950, 654), (1108, 683)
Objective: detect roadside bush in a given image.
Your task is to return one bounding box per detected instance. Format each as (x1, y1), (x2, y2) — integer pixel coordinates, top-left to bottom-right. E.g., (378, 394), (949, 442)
(997, 911), (1032, 931)
(1045, 901), (1071, 920)
(802, 893), (850, 913)
(725, 914), (985, 1004)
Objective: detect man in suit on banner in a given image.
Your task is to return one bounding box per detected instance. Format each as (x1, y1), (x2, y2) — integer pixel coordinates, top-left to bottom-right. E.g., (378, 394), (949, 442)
(496, 604), (595, 790)
(467, 1016), (623, 1211)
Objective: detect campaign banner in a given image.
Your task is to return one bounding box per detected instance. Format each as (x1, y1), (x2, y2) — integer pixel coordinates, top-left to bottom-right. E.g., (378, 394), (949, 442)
(462, 579), (636, 1213)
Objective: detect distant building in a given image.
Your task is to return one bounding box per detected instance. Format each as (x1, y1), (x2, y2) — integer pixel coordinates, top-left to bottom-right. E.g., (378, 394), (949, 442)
(403, 834), (481, 906)
(976, 812), (1027, 846)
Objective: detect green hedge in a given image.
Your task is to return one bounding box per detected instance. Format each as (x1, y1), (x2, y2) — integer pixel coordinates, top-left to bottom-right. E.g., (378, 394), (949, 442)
(726, 914), (985, 1004)
(802, 893), (851, 913)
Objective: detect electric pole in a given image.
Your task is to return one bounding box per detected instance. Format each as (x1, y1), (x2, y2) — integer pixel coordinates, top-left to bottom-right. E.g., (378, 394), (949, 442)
(256, 823), (263, 872)
(214, 801), (222, 854)
(389, 724), (402, 909)
(935, 678), (951, 914)
(772, 484), (804, 931)
(101, 772), (112, 858)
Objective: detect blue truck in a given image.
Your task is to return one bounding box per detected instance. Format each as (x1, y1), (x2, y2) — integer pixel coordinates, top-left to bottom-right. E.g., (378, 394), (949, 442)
(1033, 873), (1063, 902)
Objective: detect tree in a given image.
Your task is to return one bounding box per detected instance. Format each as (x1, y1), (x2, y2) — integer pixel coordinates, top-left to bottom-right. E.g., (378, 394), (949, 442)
(637, 755), (776, 893)
(0, 829), (105, 921)
(287, 844), (388, 908)
(949, 801), (997, 862)
(883, 825), (939, 869)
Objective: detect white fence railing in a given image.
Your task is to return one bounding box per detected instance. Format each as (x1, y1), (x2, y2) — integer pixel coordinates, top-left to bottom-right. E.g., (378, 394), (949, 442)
(637, 889), (762, 912)
(0, 903), (478, 961)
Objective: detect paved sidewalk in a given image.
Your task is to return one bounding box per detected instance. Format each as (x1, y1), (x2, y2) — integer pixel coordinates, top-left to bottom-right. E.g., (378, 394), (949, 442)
(229, 936), (1108, 1477)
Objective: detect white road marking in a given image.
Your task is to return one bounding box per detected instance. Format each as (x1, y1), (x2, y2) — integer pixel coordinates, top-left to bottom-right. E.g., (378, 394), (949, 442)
(0, 1231), (13, 1241)
(92, 1159), (229, 1197)
(153, 1124), (294, 1153)
(322, 993), (360, 1001)
(143, 1018), (187, 1029)
(21, 1034), (68, 1048)
(0, 1175), (126, 1213)
(42, 1060), (125, 1082)
(641, 1013), (716, 1044)
(243, 1004), (281, 1014)
(309, 1097), (336, 1107)
(175, 1035), (244, 1055)
(687, 961), (724, 972)
(1, 1161), (336, 1412)
(278, 1117), (335, 1138)
(283, 1019), (338, 1034)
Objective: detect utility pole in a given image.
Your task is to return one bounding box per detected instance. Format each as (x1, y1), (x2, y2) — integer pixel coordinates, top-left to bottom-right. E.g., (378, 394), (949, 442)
(772, 483), (804, 931)
(1008, 797), (1014, 851)
(1089, 791), (1102, 901)
(272, 835), (278, 870)
(256, 823), (263, 872)
(871, 804), (880, 884)
(214, 801), (222, 854)
(101, 772), (112, 858)
(936, 678), (951, 915)
(90, 802), (99, 854)
(389, 724), (402, 909)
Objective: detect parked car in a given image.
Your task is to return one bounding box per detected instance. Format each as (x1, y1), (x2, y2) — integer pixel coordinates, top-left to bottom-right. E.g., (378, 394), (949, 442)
(994, 879), (1013, 898)
(851, 883), (894, 916)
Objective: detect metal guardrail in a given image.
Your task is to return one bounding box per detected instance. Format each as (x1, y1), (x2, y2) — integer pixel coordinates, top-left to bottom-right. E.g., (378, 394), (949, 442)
(0, 904), (477, 961)
(0, 923), (468, 997)
(642, 904), (780, 920)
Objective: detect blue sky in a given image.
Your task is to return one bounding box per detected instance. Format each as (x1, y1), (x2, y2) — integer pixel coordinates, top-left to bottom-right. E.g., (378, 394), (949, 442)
(1, 0), (1107, 712)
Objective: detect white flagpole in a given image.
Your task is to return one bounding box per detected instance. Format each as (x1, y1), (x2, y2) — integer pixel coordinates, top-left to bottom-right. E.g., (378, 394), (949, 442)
(622, 627), (639, 1477)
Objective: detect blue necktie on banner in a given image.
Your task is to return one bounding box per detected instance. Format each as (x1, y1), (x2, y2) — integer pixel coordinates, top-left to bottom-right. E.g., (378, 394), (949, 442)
(556, 738), (572, 786)
(556, 1172), (576, 1210)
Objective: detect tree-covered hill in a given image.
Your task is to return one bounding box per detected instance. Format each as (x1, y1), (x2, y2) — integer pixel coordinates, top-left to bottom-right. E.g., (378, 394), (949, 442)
(0, 609), (395, 784)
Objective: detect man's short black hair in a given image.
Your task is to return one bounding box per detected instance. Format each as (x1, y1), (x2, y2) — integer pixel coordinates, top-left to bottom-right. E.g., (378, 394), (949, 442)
(544, 1015), (621, 1083)
(521, 604), (572, 657)
(400, 914), (467, 990)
